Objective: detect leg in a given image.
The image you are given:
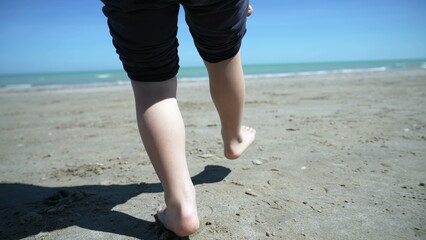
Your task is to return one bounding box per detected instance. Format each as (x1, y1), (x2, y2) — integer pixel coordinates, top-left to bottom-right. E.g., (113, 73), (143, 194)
(131, 78), (199, 236)
(204, 52), (256, 159)
(102, 1), (198, 236)
(183, 0), (255, 159)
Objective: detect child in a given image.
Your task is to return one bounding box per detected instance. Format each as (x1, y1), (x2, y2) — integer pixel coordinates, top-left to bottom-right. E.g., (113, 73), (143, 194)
(101, 0), (255, 237)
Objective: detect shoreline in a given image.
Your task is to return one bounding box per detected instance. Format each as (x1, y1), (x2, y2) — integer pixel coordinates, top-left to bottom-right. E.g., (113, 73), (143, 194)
(1, 58), (425, 89)
(1, 69), (425, 92)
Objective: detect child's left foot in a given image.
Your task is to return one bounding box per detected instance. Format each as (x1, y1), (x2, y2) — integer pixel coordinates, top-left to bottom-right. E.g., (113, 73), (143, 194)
(156, 201), (199, 237)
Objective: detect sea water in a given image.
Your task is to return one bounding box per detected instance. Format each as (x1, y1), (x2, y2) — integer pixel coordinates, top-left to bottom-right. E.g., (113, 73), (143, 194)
(1, 59), (425, 88)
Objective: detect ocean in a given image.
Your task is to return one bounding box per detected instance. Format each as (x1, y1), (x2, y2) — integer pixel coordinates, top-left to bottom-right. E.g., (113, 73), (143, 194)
(1, 59), (425, 88)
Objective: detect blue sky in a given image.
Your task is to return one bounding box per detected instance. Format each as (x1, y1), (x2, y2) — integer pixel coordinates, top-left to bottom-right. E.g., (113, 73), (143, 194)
(0, 0), (425, 74)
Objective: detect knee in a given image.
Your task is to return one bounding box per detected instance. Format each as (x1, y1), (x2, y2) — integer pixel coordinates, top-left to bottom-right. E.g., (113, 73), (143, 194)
(131, 77), (177, 112)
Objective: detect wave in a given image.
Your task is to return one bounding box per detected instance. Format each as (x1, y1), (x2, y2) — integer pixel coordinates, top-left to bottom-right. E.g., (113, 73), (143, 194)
(95, 74), (111, 79)
(1, 61), (423, 89)
(179, 76), (209, 81)
(1, 80), (131, 90)
(3, 84), (33, 89)
(243, 66), (387, 79)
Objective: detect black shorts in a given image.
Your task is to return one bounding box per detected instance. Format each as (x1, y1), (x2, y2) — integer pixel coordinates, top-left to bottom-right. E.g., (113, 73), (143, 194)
(101, 0), (249, 82)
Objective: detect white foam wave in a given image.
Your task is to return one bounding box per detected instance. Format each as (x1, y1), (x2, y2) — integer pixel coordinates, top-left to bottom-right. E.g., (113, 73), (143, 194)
(339, 67), (386, 73)
(179, 66), (388, 81)
(116, 80), (130, 85)
(243, 67), (388, 79)
(0, 66), (393, 89)
(245, 73), (293, 79)
(179, 76), (209, 81)
(96, 74), (111, 79)
(3, 84), (33, 89)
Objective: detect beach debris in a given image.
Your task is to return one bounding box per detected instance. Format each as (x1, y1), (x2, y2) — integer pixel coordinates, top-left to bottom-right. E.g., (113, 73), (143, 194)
(255, 214), (265, 224)
(199, 154), (214, 159)
(419, 183), (425, 187)
(245, 188), (258, 197)
(301, 166), (307, 170)
(302, 201), (322, 213)
(286, 128), (299, 131)
(43, 153), (53, 158)
(252, 159), (263, 165)
(231, 180), (244, 186)
(404, 128), (410, 132)
(205, 221), (212, 226)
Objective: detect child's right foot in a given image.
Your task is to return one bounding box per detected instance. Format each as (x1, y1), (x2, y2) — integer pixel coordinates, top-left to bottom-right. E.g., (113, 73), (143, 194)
(223, 126), (256, 159)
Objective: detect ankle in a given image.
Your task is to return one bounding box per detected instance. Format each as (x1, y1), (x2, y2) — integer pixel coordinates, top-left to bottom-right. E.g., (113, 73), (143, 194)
(221, 126), (242, 142)
(165, 182), (195, 204)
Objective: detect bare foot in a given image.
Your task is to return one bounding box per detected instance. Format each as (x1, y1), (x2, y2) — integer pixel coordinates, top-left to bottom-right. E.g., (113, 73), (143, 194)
(157, 203), (199, 237)
(223, 126), (256, 159)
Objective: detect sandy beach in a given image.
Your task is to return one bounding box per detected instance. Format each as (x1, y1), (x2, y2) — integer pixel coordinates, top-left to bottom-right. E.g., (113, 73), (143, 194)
(0, 70), (425, 240)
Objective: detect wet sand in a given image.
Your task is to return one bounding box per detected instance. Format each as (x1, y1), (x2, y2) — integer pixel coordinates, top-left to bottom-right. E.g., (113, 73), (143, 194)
(0, 70), (425, 239)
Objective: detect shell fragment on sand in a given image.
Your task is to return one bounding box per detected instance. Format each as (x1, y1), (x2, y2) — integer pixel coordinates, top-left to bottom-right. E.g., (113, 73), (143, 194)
(252, 159), (263, 165)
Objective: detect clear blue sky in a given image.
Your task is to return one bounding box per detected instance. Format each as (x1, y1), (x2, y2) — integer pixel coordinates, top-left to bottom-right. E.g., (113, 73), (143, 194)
(0, 0), (425, 74)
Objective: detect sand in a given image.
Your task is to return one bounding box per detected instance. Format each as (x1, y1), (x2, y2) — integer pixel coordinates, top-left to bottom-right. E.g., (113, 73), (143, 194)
(0, 70), (425, 240)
